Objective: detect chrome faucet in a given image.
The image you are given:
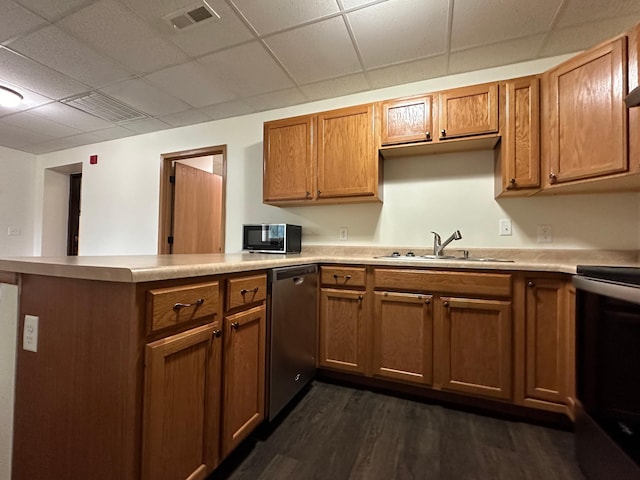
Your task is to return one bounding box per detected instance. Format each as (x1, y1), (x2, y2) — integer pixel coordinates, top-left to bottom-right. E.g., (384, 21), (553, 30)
(431, 230), (462, 257)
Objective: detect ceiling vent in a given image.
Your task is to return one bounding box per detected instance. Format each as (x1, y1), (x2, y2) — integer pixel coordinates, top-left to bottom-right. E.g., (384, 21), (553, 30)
(61, 92), (148, 123)
(166, 2), (220, 30)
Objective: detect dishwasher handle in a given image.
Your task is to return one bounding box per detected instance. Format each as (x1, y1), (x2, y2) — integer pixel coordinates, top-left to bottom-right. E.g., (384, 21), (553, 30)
(293, 276), (305, 285)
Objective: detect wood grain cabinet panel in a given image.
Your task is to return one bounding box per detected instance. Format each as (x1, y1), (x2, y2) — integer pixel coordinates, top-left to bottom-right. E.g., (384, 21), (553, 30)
(319, 288), (367, 374)
(544, 36), (628, 186)
(317, 104), (378, 199)
(142, 322), (222, 480)
(263, 115), (315, 203)
(437, 297), (512, 400)
(226, 274), (266, 310)
(496, 76), (541, 196)
(372, 292), (433, 385)
(320, 266), (367, 288)
(438, 83), (499, 139)
(222, 304), (266, 457)
(381, 94), (434, 145)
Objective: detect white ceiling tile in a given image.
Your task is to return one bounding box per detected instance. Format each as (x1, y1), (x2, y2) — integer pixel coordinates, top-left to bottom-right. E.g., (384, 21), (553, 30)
(448, 35), (545, 75)
(340, 0), (389, 9)
(0, 120), (54, 148)
(90, 125), (137, 140)
(451, 0), (561, 51)
(199, 41), (293, 97)
(265, 16), (361, 84)
(348, 0), (448, 68)
(300, 72), (369, 101)
(540, 16), (638, 57)
(199, 99), (255, 120)
(58, 131), (104, 146)
(555, 0), (640, 29)
(57, 0), (188, 74)
(121, 117), (170, 134)
(100, 78), (191, 116)
(13, 0), (91, 21)
(2, 111), (82, 137)
(0, 47), (88, 99)
(233, 0), (339, 35)
(144, 61), (237, 108)
(10, 25), (133, 87)
(29, 102), (115, 131)
(243, 87), (306, 111)
(159, 108), (211, 127)
(0, 0), (46, 43)
(366, 55), (448, 89)
(23, 136), (82, 153)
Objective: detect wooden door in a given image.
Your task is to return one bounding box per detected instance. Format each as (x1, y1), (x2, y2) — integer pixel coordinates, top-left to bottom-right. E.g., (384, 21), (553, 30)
(545, 37), (627, 185)
(319, 288), (367, 374)
(222, 304), (266, 457)
(372, 292), (433, 385)
(142, 322), (222, 480)
(523, 278), (568, 405)
(263, 115), (315, 203)
(438, 83), (498, 139)
(381, 94), (434, 145)
(500, 76), (540, 192)
(173, 163), (222, 254)
(437, 297), (512, 400)
(317, 104), (378, 199)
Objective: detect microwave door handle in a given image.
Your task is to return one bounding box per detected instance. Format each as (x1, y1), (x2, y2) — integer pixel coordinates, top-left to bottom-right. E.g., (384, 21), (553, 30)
(261, 224), (268, 242)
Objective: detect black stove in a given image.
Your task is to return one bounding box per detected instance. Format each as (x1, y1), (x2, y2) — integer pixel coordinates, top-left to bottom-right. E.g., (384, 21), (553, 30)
(577, 265), (640, 287)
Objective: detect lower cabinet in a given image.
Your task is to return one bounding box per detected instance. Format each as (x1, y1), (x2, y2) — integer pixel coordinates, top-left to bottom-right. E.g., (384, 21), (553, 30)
(142, 322), (222, 480)
(437, 297), (512, 400)
(319, 287), (367, 374)
(372, 291), (433, 385)
(221, 304), (266, 456)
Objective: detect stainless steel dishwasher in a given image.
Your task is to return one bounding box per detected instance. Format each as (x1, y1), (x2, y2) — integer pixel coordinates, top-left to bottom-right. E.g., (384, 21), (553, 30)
(267, 264), (318, 421)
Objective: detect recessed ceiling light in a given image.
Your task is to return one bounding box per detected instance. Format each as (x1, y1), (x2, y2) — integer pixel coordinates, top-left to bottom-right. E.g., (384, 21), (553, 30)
(0, 86), (23, 108)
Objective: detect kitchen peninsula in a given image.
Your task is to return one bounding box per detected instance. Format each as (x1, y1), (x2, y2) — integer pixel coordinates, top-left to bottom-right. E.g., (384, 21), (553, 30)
(1, 248), (637, 480)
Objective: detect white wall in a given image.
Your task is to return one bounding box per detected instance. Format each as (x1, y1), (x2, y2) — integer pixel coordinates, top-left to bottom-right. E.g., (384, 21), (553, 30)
(41, 169), (70, 256)
(0, 146), (36, 257)
(33, 53), (640, 255)
(0, 283), (18, 480)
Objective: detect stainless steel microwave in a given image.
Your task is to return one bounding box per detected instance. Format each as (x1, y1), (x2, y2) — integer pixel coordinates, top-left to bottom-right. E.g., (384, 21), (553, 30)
(242, 224), (302, 253)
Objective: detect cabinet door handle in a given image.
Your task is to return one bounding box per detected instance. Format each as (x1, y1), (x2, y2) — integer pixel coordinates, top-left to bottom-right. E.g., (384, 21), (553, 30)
(425, 298), (431, 305)
(443, 301), (450, 307)
(440, 129), (446, 137)
(358, 294), (363, 305)
(173, 298), (204, 311)
(425, 131), (431, 140)
(549, 172), (557, 184)
(306, 191), (311, 198)
(506, 178), (517, 189)
(527, 281), (535, 288)
(317, 190), (322, 196)
(231, 321), (240, 329)
(240, 287), (259, 295)
(213, 329), (222, 338)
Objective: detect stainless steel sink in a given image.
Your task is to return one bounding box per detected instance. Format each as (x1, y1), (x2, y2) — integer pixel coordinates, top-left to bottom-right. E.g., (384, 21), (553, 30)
(374, 254), (514, 263)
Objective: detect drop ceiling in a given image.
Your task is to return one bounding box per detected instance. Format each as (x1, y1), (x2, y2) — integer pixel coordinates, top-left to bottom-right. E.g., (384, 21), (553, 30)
(0, 0), (639, 155)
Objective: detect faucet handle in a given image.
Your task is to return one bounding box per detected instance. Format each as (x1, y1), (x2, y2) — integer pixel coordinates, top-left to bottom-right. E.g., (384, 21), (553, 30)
(431, 231), (441, 242)
(458, 249), (469, 259)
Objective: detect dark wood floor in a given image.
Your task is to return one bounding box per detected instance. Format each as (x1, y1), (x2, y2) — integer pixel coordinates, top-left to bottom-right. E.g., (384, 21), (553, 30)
(209, 381), (586, 480)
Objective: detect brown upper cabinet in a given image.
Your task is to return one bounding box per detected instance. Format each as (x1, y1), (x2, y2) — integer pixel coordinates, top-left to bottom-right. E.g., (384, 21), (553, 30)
(542, 36), (628, 189)
(381, 94), (435, 145)
(263, 104), (381, 206)
(495, 76), (541, 197)
(438, 82), (499, 139)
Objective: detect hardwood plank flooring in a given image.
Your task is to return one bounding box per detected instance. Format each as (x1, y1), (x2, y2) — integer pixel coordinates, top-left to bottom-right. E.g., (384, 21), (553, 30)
(209, 381), (585, 480)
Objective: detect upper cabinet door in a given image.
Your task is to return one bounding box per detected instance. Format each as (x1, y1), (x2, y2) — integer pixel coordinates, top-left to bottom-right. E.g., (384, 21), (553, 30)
(263, 115), (315, 203)
(438, 83), (499, 139)
(545, 37), (628, 186)
(317, 104), (378, 199)
(381, 94), (434, 145)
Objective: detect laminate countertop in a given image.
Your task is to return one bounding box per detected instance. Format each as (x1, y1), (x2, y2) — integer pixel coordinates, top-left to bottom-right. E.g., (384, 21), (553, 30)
(0, 246), (637, 283)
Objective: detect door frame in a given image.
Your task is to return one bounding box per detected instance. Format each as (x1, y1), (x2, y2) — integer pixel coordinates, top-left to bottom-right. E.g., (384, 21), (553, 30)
(158, 145), (227, 254)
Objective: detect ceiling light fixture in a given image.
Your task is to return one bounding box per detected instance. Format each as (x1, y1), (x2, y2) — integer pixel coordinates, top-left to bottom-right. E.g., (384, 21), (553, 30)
(0, 86), (23, 107)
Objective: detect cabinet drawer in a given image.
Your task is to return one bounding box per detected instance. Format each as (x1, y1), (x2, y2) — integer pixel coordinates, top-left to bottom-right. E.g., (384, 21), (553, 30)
(147, 281), (219, 333)
(226, 274), (267, 310)
(374, 269), (511, 297)
(321, 266), (367, 287)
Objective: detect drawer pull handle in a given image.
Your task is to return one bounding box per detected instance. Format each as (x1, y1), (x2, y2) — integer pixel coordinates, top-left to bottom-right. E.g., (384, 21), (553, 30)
(240, 287), (259, 296)
(231, 322), (240, 329)
(213, 329), (222, 338)
(527, 281), (535, 288)
(333, 274), (352, 282)
(173, 298), (204, 311)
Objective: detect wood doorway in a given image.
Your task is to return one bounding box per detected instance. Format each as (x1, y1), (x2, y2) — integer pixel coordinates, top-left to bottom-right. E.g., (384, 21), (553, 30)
(158, 145), (227, 254)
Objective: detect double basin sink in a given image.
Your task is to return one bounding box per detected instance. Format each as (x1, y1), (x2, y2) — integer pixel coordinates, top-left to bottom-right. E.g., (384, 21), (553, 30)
(375, 254), (514, 263)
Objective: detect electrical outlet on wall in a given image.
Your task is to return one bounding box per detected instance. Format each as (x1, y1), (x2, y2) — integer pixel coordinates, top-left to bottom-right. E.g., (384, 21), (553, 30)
(339, 227), (348, 241)
(537, 224), (553, 243)
(499, 219), (512, 236)
(23, 315), (39, 352)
